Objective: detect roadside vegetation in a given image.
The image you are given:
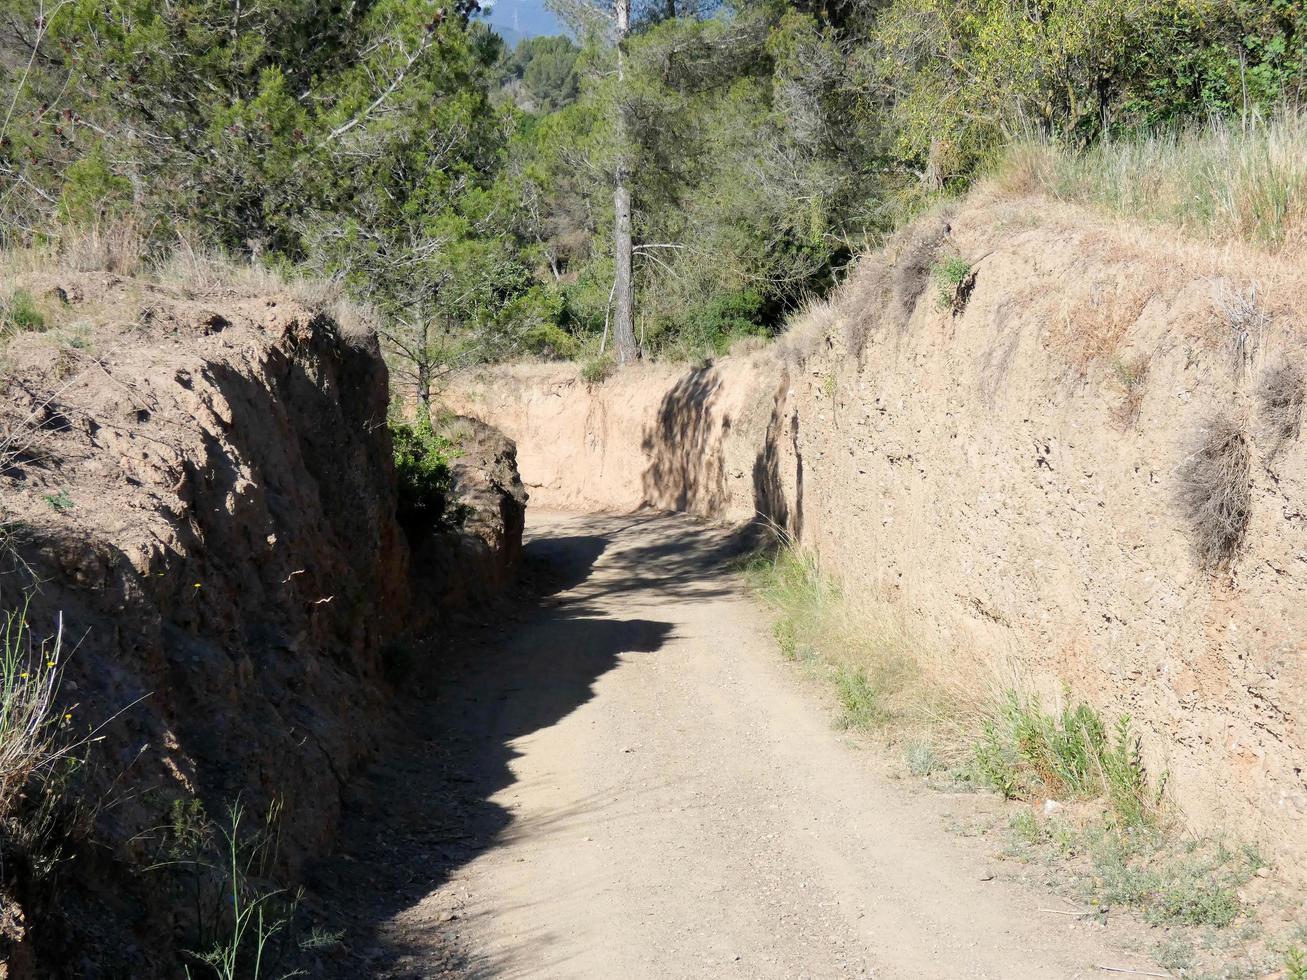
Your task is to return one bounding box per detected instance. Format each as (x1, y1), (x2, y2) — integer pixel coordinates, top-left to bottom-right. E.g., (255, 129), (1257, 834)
(745, 541), (1305, 976)
(996, 112), (1307, 254)
(0, 609), (69, 826)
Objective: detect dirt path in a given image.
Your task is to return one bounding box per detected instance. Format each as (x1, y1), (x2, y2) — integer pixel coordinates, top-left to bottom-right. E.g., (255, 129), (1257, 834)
(316, 512), (1161, 979)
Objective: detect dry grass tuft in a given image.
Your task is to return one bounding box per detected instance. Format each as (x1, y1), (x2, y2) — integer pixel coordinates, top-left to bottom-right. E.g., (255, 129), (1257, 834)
(995, 111), (1307, 254)
(1213, 281), (1270, 375)
(830, 208), (954, 362)
(0, 224), (376, 343)
(1051, 279), (1151, 375)
(0, 609), (68, 827)
(891, 212), (952, 330)
(1177, 413), (1252, 569)
(59, 221), (151, 276)
(775, 297), (830, 369)
(1257, 359), (1305, 457)
(838, 259), (889, 361)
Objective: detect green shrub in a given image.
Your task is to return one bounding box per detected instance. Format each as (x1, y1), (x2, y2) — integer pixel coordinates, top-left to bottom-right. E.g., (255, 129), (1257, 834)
(682, 290), (767, 354)
(972, 692), (1159, 827)
(522, 320), (580, 359)
(390, 418), (458, 536)
(931, 256), (971, 308)
(1083, 826), (1256, 928)
(904, 740), (938, 777)
(151, 799), (306, 979)
(2, 290), (47, 335)
(580, 356), (613, 385)
(58, 145), (132, 226)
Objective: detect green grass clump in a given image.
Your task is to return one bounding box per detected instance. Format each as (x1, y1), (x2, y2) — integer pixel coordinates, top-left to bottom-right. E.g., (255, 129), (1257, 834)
(1285, 946), (1307, 980)
(931, 256), (972, 308)
(743, 546), (833, 664)
(832, 664), (888, 730)
(747, 548), (826, 663)
(743, 544), (921, 736)
(1, 289), (47, 335)
(972, 692), (1159, 828)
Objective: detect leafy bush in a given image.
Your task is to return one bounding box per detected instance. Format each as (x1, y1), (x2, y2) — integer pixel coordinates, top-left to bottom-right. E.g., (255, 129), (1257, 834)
(42, 490), (74, 514)
(580, 356), (613, 385)
(390, 419), (459, 536)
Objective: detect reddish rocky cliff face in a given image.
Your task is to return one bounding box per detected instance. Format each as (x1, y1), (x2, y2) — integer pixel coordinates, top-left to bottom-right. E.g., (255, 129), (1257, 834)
(0, 273), (519, 976)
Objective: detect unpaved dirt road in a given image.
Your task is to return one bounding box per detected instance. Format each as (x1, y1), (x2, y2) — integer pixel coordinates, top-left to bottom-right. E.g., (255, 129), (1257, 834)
(318, 512), (1160, 979)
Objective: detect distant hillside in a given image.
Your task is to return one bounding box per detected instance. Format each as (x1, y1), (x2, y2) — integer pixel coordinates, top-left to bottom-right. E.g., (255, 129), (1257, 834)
(481, 0), (570, 40)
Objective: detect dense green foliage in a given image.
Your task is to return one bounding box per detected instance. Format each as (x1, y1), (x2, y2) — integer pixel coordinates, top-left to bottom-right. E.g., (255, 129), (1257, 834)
(390, 418), (459, 534)
(2, 0), (1303, 380)
(866, 0), (1307, 181)
(499, 36), (582, 110)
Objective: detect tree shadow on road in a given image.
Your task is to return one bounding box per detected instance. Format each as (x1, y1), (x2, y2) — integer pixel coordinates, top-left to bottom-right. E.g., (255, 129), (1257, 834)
(309, 512), (750, 977)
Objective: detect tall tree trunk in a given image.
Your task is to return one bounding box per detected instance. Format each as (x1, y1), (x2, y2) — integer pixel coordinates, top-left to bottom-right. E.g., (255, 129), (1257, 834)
(416, 320), (432, 426)
(611, 0), (639, 364)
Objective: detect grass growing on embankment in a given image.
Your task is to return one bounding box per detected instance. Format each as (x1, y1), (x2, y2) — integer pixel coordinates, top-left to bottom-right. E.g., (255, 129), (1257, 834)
(743, 542), (1306, 971)
(996, 111), (1307, 253)
(742, 545), (1160, 827)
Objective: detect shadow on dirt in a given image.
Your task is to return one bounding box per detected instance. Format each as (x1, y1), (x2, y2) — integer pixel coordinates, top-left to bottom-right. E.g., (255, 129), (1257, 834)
(309, 513), (756, 977)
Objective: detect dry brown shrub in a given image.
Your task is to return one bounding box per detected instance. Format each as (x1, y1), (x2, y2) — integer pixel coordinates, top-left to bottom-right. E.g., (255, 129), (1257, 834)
(1257, 359), (1305, 456)
(890, 212), (953, 331)
(1177, 413), (1252, 569)
(1213, 281), (1270, 375)
(839, 259), (890, 360)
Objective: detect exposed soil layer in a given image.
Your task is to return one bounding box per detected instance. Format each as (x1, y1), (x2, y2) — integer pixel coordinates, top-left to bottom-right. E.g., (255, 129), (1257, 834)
(0, 273), (523, 976)
(447, 194), (1307, 875)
